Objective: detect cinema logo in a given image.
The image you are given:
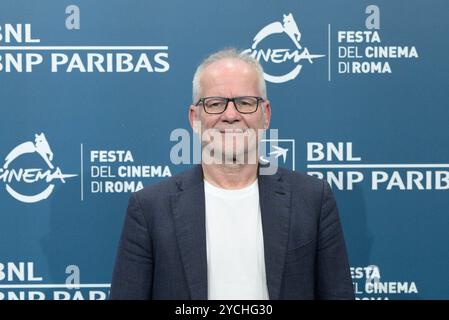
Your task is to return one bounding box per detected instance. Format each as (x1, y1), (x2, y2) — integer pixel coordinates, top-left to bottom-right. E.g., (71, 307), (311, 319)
(242, 13), (324, 83)
(351, 265), (418, 299)
(0, 133), (77, 203)
(88, 149), (172, 194)
(336, 5), (419, 74)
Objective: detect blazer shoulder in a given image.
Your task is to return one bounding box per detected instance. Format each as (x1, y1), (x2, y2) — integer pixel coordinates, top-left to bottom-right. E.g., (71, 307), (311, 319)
(134, 175), (178, 201)
(277, 167), (326, 193)
(133, 165), (202, 200)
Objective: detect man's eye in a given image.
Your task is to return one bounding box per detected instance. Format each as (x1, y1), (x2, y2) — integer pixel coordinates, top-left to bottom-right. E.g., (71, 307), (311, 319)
(207, 100), (224, 107)
(238, 99), (255, 106)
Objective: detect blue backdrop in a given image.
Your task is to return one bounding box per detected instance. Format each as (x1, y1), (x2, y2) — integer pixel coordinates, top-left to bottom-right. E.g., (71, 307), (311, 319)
(0, 0), (448, 299)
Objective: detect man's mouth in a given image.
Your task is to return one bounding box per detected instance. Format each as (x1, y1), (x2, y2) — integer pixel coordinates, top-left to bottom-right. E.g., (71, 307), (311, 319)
(217, 128), (248, 133)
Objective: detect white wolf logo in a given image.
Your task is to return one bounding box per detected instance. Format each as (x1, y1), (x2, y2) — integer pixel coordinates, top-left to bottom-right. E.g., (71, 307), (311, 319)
(4, 133), (54, 169)
(243, 13), (324, 83)
(1, 133), (77, 203)
(252, 13), (302, 50)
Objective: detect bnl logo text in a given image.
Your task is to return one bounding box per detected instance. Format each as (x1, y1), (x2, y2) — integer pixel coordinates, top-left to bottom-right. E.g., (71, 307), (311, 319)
(305, 142), (449, 191)
(306, 142), (363, 189)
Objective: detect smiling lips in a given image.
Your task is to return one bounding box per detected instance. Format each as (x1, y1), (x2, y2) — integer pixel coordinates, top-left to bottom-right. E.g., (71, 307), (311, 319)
(217, 128), (248, 133)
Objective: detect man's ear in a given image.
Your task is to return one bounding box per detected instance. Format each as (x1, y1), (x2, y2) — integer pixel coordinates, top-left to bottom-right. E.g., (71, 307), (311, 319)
(263, 101), (271, 129)
(189, 105), (200, 133)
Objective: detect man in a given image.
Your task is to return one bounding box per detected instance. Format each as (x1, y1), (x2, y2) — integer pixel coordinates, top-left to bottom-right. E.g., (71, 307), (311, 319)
(110, 48), (354, 300)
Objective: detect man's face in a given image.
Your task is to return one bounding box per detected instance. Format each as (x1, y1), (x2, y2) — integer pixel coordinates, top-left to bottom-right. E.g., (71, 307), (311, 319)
(189, 58), (271, 164)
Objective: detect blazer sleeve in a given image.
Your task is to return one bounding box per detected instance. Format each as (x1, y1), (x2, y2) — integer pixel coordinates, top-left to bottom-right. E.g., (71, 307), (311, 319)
(315, 181), (355, 299)
(110, 192), (153, 299)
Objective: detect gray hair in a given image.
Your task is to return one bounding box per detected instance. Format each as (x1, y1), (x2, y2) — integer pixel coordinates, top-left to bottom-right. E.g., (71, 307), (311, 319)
(192, 48), (267, 103)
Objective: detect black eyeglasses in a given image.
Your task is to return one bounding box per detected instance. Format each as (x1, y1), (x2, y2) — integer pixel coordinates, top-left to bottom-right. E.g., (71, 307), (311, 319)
(195, 96), (265, 114)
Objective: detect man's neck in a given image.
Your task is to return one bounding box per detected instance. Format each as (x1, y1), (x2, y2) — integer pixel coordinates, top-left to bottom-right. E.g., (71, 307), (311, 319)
(202, 163), (258, 189)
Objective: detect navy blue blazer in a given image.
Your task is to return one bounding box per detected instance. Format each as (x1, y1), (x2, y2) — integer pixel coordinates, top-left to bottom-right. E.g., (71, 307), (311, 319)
(110, 165), (354, 299)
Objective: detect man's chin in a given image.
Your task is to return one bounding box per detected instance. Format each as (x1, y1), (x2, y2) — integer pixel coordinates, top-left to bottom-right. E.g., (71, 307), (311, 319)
(218, 147), (259, 165)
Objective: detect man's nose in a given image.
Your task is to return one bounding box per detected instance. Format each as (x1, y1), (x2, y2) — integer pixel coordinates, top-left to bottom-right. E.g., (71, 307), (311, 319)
(221, 101), (241, 122)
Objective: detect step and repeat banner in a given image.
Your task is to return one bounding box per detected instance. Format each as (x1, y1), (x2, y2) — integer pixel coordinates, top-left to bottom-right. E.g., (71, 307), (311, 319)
(0, 0), (448, 300)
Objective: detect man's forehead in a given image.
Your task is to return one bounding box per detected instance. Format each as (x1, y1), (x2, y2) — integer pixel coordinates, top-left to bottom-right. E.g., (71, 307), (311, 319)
(199, 59), (259, 92)
(202, 58), (255, 78)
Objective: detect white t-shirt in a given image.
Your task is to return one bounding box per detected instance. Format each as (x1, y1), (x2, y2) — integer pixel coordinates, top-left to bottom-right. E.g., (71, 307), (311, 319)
(204, 179), (269, 300)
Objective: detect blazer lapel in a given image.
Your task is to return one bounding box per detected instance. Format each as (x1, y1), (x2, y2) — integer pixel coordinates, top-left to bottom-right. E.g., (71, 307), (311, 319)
(170, 165), (292, 300)
(170, 165), (208, 300)
(258, 168), (292, 300)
